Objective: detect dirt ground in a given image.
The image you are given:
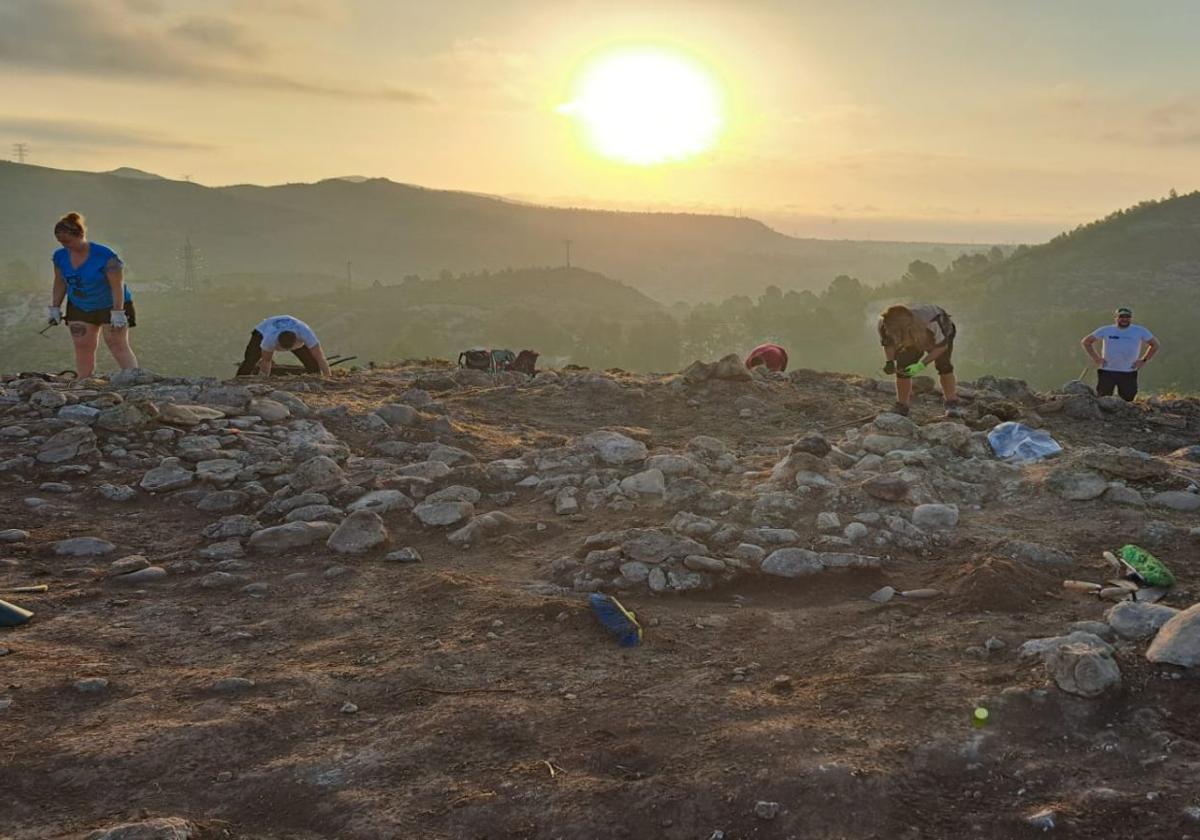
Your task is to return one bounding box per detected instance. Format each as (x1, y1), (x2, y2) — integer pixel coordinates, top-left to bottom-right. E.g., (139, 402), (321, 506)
(2, 367), (1200, 839)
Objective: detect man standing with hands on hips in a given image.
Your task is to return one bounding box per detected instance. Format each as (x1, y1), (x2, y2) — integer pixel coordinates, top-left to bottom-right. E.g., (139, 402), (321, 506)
(1081, 307), (1159, 401)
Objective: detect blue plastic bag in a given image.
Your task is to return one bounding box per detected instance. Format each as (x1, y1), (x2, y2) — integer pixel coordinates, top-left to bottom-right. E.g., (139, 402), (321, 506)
(987, 421), (1062, 463)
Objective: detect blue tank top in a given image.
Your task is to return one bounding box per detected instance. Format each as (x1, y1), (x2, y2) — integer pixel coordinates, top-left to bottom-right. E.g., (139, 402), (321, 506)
(52, 243), (133, 312)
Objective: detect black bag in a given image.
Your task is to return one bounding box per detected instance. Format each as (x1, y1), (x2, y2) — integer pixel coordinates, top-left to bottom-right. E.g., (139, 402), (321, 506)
(458, 349), (492, 370)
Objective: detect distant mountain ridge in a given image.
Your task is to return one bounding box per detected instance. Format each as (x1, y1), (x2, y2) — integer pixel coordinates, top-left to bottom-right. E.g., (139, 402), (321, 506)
(0, 161), (983, 303)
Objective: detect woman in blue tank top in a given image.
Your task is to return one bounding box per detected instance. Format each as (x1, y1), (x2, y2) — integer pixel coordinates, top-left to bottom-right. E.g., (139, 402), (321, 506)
(48, 212), (139, 378)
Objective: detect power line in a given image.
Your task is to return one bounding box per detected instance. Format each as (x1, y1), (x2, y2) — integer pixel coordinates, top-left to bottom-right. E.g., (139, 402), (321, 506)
(179, 236), (200, 293)
(563, 239), (572, 268)
(11, 143), (29, 164)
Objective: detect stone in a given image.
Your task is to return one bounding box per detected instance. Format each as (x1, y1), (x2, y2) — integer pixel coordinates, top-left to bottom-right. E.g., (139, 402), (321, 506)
(683, 555), (726, 573)
(247, 398), (290, 422)
(1062, 394), (1103, 421)
(1025, 810), (1057, 832)
(199, 571), (241, 588)
(30, 389), (68, 409)
(284, 504), (343, 522)
(36, 426), (98, 464)
(731, 543), (765, 563)
(912, 503), (959, 529)
(869, 586), (896, 604)
(1146, 603), (1200, 667)
(1019, 631), (1113, 662)
(872, 413), (919, 437)
(112, 566), (167, 584)
(327, 510), (389, 554)
(290, 455), (345, 492)
(58, 404), (100, 425)
(580, 430), (648, 465)
(140, 458), (194, 492)
(1046, 469), (1108, 501)
(425, 485), (482, 504)
(620, 468), (666, 496)
(197, 490), (249, 513)
(84, 817), (198, 840)
(768, 450), (829, 486)
(213, 677), (255, 692)
(920, 422), (972, 452)
(158, 403), (225, 426)
(201, 515), (262, 540)
(447, 511), (515, 545)
(110, 555), (150, 574)
(1004, 541), (1073, 568)
(385, 547), (423, 563)
(554, 489), (580, 515)
(94, 483), (135, 503)
(194, 458), (241, 486)
(754, 801), (781, 820)
(96, 401), (156, 432)
(1084, 445), (1168, 481)
(0, 529), (29, 543)
(862, 434), (922, 456)
(1105, 601), (1179, 641)
(622, 529), (707, 563)
(397, 460), (453, 480)
(687, 435), (727, 459)
(646, 454), (703, 477)
(347, 489), (413, 515)
(109, 367), (160, 386)
(1061, 379), (1094, 396)
(1150, 491), (1200, 512)
(375, 403), (421, 427)
(197, 383), (252, 409)
(248, 521), (336, 553)
(711, 353), (753, 381)
(74, 677), (110, 693)
(1046, 642), (1121, 697)
(792, 432), (831, 458)
(761, 548), (824, 577)
(816, 512), (841, 533)
(619, 560), (650, 583)
(428, 444), (475, 466)
(413, 500), (475, 527)
(1103, 485), (1145, 507)
(54, 537), (116, 557)
(863, 475), (909, 502)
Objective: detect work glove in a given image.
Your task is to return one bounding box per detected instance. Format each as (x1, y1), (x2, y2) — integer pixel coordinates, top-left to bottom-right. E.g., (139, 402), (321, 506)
(902, 361), (927, 377)
(883, 360), (896, 375)
(109, 310), (129, 329)
(46, 305), (62, 325)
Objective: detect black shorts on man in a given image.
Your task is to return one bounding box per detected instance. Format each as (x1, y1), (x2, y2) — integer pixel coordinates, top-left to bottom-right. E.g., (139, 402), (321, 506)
(1097, 369), (1138, 401)
(895, 335), (956, 378)
(65, 300), (137, 327)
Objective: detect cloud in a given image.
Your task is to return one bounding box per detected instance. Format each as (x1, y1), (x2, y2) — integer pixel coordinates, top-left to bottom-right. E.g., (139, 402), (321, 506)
(170, 16), (264, 59)
(228, 0), (345, 19)
(0, 0), (431, 103)
(0, 115), (215, 150)
(122, 0), (164, 13)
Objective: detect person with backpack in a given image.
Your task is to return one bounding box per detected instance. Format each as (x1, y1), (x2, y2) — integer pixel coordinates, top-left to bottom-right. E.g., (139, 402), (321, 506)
(236, 315), (332, 376)
(877, 303), (963, 418)
(745, 342), (788, 373)
(46, 212), (138, 379)
(1081, 307), (1159, 401)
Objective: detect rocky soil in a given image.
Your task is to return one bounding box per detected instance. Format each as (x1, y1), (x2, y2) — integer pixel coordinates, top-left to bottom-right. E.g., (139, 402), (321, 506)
(3, 358), (1200, 839)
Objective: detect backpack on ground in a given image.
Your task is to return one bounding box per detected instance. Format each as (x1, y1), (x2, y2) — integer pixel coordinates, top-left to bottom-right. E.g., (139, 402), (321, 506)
(510, 350), (539, 375)
(458, 349), (493, 371)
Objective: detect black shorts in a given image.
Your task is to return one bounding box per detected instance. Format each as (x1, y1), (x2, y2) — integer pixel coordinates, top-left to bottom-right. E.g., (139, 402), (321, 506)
(65, 299), (137, 328)
(1097, 369), (1138, 401)
(896, 339), (954, 377)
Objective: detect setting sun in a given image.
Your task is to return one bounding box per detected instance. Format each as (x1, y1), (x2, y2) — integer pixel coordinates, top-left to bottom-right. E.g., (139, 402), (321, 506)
(559, 47), (724, 165)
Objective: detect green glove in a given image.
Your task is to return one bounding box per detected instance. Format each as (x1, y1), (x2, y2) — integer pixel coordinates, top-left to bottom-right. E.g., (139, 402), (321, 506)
(902, 361), (927, 376)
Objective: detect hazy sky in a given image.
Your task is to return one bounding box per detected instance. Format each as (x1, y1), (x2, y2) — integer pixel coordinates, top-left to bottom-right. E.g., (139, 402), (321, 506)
(3, 0), (1198, 242)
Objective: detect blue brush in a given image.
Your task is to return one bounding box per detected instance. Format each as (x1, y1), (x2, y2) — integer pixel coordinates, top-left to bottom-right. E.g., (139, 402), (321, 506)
(589, 593), (643, 646)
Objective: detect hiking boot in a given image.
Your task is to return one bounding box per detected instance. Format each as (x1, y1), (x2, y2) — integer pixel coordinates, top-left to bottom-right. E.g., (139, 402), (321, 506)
(944, 401), (964, 419)
(891, 401), (911, 417)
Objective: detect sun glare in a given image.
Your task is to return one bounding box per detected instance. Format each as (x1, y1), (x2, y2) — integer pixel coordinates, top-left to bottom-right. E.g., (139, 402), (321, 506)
(560, 48), (724, 165)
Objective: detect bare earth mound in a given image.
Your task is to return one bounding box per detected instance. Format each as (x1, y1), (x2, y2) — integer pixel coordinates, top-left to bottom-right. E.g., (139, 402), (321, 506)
(1, 362), (1199, 839)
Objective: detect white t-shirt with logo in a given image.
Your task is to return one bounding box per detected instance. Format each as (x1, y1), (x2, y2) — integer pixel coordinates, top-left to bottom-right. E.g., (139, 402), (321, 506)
(1091, 324), (1154, 372)
(255, 316), (320, 352)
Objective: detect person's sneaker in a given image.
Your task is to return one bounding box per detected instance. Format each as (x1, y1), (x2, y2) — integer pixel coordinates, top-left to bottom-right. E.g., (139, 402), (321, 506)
(944, 401), (964, 419)
(891, 401), (911, 417)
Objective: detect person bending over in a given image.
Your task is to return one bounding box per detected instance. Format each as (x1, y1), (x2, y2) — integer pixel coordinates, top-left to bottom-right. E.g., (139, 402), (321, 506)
(878, 303), (962, 418)
(236, 315), (332, 377)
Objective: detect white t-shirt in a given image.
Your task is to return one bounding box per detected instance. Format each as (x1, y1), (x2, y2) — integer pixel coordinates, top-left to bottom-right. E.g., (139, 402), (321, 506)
(255, 316), (319, 352)
(1091, 323), (1154, 372)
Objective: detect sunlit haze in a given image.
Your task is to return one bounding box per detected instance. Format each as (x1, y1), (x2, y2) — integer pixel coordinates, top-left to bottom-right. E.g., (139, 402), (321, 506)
(3, 0), (1200, 241)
